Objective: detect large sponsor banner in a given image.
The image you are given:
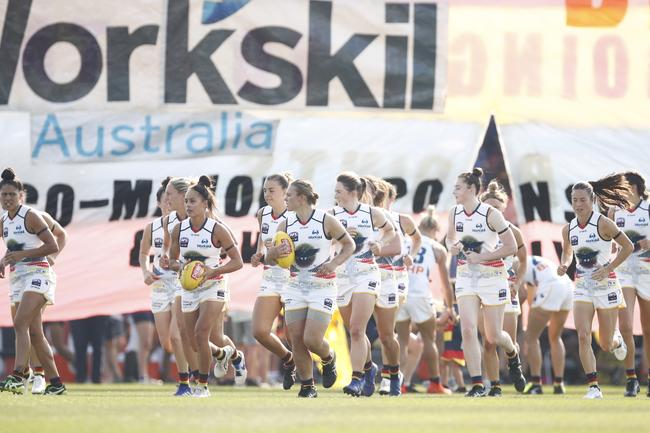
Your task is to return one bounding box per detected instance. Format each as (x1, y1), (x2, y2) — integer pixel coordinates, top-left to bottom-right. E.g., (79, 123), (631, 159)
(0, 112), (483, 325)
(0, 0), (448, 112)
(501, 123), (650, 333)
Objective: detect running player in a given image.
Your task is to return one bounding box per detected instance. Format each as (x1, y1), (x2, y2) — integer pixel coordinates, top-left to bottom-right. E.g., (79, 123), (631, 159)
(140, 177), (191, 396)
(446, 168), (526, 397)
(269, 179), (354, 398)
(479, 180), (527, 397)
(523, 255), (573, 394)
(362, 176), (403, 396)
(250, 173), (296, 390)
(168, 176), (243, 397)
(396, 205), (454, 395)
(558, 175), (633, 399)
(0, 168), (65, 395)
(608, 171), (649, 397)
(330, 172), (394, 397)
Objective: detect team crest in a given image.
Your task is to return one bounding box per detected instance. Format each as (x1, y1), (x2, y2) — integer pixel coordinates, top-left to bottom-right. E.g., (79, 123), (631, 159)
(261, 223), (269, 234)
(570, 236), (579, 246)
(180, 237), (189, 248)
(289, 232), (299, 242)
(616, 217), (625, 228)
(456, 222), (463, 232)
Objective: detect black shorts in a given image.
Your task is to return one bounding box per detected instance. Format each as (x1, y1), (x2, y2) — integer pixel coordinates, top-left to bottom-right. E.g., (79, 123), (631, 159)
(131, 310), (155, 324)
(105, 317), (125, 340)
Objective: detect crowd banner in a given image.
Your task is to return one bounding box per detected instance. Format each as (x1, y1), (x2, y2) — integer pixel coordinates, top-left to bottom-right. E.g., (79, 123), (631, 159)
(30, 111), (278, 163)
(0, 112), (484, 325)
(501, 122), (650, 333)
(0, 0), (448, 112)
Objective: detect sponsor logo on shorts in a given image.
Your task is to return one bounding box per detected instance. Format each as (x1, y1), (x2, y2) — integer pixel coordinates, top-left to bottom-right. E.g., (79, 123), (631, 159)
(607, 292), (617, 303)
(368, 281), (377, 289)
(498, 289), (507, 300)
(398, 283), (406, 292)
(324, 298), (333, 310)
(456, 222), (464, 232)
(217, 290), (225, 298)
(180, 237), (189, 248)
(570, 235), (579, 246)
(388, 293), (396, 303)
(616, 217), (625, 228)
(261, 223), (269, 234)
(336, 295), (345, 303)
(289, 232), (299, 242)
(31, 279), (42, 288)
(284, 298), (293, 305)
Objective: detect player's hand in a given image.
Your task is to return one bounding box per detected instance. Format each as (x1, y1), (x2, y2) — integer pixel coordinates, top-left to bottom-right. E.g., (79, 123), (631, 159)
(369, 241), (382, 256)
(403, 255), (413, 268)
(251, 252), (264, 267)
(2, 251), (24, 266)
(159, 254), (170, 270)
(591, 266), (610, 281)
(143, 271), (160, 285)
(638, 239), (650, 250)
(449, 241), (462, 256)
(465, 251), (482, 264)
(0, 265), (5, 279)
(557, 264), (568, 276)
(316, 261), (337, 276)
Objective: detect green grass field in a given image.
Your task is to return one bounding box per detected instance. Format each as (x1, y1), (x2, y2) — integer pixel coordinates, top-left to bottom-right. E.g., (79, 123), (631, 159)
(0, 384), (648, 433)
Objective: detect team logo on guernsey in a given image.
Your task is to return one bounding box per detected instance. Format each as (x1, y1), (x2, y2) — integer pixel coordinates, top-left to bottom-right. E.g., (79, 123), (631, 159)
(570, 236), (579, 246)
(154, 238), (163, 248)
(180, 237), (189, 248)
(289, 232), (299, 242)
(616, 217), (625, 228)
(294, 244), (320, 268)
(458, 236), (482, 260)
(575, 247), (599, 268)
(625, 231), (645, 252)
(261, 223), (269, 234)
(455, 222), (464, 232)
(2, 228), (7, 238)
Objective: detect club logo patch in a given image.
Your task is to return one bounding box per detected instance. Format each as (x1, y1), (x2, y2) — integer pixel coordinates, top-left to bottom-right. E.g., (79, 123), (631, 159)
(616, 217), (625, 227)
(261, 223), (269, 234)
(180, 237), (189, 248)
(456, 222), (464, 232)
(570, 236), (579, 246)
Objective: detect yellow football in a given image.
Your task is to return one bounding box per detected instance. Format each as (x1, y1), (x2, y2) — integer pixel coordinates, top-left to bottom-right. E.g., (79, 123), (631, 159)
(273, 231), (295, 269)
(179, 260), (206, 291)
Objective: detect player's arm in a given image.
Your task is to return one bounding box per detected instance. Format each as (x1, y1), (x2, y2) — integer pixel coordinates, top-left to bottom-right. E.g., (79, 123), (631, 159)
(3, 211), (58, 267)
(557, 224), (572, 276)
(401, 214), (422, 266)
(139, 223), (159, 285)
(369, 206), (395, 256)
(251, 208), (265, 267)
(206, 224), (243, 278)
(320, 214), (354, 273)
(591, 216), (633, 281)
(511, 225), (528, 291)
(433, 242), (454, 310)
(445, 209), (462, 256)
(168, 224), (182, 272)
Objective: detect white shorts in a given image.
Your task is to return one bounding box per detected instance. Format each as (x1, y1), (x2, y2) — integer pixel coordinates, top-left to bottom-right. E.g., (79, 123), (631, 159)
(337, 266), (380, 307)
(377, 268), (398, 309)
(10, 268), (55, 306)
(396, 295), (435, 324)
(574, 278), (624, 310)
(151, 278), (177, 314)
(283, 278), (337, 316)
(455, 276), (509, 306)
(258, 267), (289, 298)
(531, 280), (573, 312)
(617, 271), (650, 301)
(181, 279), (229, 313)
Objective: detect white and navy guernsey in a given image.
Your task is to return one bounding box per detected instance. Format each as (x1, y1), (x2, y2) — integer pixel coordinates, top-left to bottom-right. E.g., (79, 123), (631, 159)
(151, 216), (176, 279)
(167, 210), (185, 239)
(525, 255), (569, 287)
(453, 202), (506, 280)
(1, 205), (50, 274)
(569, 211), (617, 290)
(178, 217), (225, 281)
(285, 209), (335, 282)
(614, 199), (650, 275)
(408, 235), (437, 297)
(332, 203), (379, 272)
(259, 205), (290, 271)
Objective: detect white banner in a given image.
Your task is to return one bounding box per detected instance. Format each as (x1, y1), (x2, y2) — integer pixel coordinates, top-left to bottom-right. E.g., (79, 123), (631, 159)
(0, 0), (448, 112)
(0, 112), (482, 325)
(501, 123), (650, 226)
(31, 111), (278, 163)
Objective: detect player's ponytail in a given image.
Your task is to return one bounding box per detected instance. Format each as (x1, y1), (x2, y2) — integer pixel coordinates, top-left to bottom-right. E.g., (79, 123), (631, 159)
(480, 179), (508, 205)
(458, 167), (484, 195)
(191, 176), (219, 217)
(573, 173), (632, 210)
(623, 171), (648, 200)
(419, 205), (439, 233)
(290, 179), (319, 205)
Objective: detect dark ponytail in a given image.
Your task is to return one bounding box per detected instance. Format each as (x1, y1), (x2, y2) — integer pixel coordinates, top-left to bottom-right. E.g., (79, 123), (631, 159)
(337, 171), (367, 201)
(573, 173), (633, 210)
(156, 176), (172, 203)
